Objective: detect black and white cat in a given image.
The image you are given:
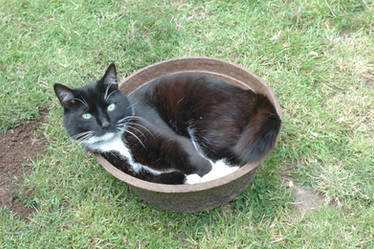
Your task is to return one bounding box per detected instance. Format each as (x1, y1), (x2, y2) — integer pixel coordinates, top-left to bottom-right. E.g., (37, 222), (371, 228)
(54, 63), (281, 184)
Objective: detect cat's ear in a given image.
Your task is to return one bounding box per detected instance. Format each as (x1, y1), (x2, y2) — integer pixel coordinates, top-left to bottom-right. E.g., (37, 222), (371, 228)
(101, 63), (118, 86)
(54, 83), (75, 108)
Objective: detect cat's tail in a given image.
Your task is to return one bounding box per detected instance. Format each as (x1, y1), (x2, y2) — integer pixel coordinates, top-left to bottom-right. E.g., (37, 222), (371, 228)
(233, 94), (281, 165)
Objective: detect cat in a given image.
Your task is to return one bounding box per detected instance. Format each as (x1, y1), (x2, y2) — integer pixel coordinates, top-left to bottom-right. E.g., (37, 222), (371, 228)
(54, 63), (281, 184)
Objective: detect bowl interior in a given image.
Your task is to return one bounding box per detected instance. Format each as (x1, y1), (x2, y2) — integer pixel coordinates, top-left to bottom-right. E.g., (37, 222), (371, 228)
(96, 57), (282, 193)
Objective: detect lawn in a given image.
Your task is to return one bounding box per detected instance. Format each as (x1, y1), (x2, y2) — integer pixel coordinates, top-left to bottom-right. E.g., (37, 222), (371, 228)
(1, 0), (373, 248)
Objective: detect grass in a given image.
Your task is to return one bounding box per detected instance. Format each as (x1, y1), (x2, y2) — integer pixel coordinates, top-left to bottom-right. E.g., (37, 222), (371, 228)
(1, 0), (373, 248)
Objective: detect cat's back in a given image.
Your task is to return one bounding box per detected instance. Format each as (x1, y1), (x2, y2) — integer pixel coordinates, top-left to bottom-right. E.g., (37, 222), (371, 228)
(129, 72), (255, 108)
(127, 72), (280, 166)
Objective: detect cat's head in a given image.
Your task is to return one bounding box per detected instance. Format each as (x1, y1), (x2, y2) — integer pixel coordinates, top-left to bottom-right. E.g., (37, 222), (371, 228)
(54, 63), (132, 150)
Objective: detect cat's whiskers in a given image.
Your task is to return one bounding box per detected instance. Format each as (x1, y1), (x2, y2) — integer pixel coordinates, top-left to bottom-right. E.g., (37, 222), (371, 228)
(76, 136), (92, 144)
(115, 122), (146, 139)
(128, 122), (153, 137)
(71, 131), (94, 144)
(71, 131), (93, 140)
(123, 129), (145, 148)
(119, 116), (153, 132)
(119, 121), (153, 137)
(127, 125), (146, 138)
(130, 116), (153, 127)
(116, 116), (135, 123)
(117, 115), (149, 124)
(114, 119), (147, 148)
(116, 116), (153, 136)
(77, 134), (94, 142)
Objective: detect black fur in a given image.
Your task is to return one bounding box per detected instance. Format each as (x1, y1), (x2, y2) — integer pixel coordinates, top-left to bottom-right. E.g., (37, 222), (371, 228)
(54, 63), (281, 184)
(54, 63), (132, 140)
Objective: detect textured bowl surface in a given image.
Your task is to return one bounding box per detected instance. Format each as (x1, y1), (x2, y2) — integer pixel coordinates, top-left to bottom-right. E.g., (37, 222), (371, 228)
(96, 57), (282, 212)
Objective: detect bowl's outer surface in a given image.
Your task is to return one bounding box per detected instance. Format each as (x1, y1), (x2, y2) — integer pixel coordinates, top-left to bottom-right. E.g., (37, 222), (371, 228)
(96, 57), (282, 213)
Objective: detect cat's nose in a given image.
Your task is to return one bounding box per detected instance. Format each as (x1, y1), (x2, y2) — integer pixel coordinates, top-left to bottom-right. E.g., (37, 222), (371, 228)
(101, 120), (110, 129)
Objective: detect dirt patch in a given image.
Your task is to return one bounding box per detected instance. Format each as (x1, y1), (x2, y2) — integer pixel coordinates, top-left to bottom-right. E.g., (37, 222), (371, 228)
(284, 178), (325, 214)
(0, 117), (47, 219)
(280, 163), (325, 214)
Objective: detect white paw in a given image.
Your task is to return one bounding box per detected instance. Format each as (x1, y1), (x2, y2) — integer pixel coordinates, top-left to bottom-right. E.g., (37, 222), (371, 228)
(200, 160), (239, 183)
(185, 174), (202, 185)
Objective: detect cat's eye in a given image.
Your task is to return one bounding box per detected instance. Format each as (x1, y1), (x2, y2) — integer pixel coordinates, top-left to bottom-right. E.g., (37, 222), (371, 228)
(82, 113), (92, 119)
(107, 103), (116, 112)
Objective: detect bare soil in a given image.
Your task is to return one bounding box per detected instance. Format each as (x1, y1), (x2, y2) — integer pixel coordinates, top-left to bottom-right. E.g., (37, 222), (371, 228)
(284, 177), (325, 214)
(281, 163), (325, 214)
(0, 117), (47, 219)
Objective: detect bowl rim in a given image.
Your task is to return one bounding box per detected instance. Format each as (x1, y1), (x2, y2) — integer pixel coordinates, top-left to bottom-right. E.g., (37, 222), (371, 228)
(96, 56), (281, 193)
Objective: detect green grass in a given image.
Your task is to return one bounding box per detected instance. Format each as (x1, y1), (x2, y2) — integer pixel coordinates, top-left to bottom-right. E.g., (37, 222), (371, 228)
(1, 0), (373, 248)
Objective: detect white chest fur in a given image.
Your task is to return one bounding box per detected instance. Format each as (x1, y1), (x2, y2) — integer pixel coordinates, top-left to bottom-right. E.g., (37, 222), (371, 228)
(85, 133), (164, 175)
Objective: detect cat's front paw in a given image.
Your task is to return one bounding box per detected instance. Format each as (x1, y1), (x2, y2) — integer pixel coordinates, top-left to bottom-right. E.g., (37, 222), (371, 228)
(184, 174), (202, 185)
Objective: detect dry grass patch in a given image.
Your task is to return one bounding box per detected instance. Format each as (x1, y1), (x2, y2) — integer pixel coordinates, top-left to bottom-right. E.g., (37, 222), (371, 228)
(326, 86), (374, 132)
(328, 30), (374, 82)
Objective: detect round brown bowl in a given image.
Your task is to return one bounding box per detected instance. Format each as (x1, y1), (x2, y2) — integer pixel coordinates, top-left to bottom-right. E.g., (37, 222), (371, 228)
(96, 57), (282, 213)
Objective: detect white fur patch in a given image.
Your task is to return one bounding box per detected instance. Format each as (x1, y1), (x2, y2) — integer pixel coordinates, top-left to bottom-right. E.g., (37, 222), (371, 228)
(201, 159), (239, 182)
(184, 160), (239, 185)
(84, 133), (168, 175)
(186, 127), (239, 184)
(185, 173), (202, 184)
